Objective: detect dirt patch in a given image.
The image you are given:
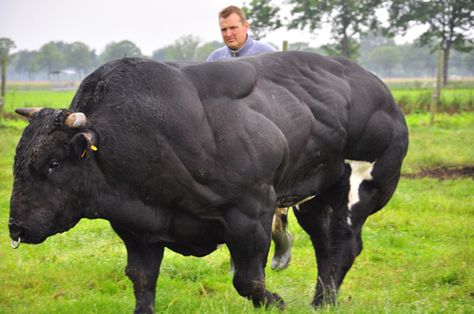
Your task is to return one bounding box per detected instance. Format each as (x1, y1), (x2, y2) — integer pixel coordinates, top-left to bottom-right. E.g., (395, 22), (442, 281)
(403, 166), (474, 180)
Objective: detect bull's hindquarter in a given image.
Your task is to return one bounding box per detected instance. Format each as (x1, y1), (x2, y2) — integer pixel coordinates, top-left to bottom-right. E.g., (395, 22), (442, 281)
(9, 52), (408, 312)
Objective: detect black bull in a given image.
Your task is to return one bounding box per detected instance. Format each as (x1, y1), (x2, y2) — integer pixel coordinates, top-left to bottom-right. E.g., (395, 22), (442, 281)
(9, 51), (408, 312)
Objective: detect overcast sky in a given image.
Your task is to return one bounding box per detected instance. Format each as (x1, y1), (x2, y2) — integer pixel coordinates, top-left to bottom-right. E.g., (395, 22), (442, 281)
(1, 0), (421, 56)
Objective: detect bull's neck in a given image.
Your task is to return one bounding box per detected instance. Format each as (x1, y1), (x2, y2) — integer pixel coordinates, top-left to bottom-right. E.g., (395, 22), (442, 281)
(84, 192), (172, 235)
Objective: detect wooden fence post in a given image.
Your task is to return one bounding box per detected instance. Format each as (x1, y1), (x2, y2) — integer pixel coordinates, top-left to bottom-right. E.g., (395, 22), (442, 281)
(431, 50), (444, 125)
(0, 96), (4, 123)
(282, 40), (288, 52)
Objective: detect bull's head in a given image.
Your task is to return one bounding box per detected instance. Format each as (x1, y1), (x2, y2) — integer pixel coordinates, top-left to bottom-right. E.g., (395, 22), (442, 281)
(9, 108), (98, 248)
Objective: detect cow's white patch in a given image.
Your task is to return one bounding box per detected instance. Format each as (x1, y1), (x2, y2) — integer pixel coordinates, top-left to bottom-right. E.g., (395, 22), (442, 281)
(344, 160), (375, 225)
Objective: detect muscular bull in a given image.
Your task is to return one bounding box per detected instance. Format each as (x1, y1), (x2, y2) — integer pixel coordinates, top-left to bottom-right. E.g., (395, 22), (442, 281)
(9, 51), (408, 312)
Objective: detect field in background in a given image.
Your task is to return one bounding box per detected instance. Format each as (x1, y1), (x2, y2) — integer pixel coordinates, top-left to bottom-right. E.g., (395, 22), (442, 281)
(4, 78), (474, 115)
(0, 86), (473, 313)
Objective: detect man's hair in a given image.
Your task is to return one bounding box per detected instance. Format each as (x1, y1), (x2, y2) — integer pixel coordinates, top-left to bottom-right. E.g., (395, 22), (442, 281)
(219, 5), (247, 24)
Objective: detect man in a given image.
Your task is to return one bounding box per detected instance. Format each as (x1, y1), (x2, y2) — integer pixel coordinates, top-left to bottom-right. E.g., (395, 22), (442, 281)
(207, 5), (276, 61)
(207, 5), (292, 271)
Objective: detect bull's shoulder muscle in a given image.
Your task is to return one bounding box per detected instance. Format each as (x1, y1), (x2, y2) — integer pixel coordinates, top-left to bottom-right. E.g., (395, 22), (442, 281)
(182, 61), (257, 100)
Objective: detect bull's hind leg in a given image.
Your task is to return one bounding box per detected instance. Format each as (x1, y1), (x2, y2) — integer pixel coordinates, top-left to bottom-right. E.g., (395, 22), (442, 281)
(294, 148), (405, 307)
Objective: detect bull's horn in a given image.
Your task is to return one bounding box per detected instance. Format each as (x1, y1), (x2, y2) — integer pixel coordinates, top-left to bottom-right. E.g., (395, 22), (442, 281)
(15, 107), (42, 119)
(65, 112), (87, 128)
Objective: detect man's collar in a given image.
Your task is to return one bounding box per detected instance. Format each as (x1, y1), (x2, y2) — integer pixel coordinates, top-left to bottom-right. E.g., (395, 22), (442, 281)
(228, 36), (254, 57)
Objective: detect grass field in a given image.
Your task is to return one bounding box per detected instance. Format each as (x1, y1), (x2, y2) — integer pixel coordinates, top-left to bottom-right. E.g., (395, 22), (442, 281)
(3, 80), (474, 115)
(0, 91), (473, 313)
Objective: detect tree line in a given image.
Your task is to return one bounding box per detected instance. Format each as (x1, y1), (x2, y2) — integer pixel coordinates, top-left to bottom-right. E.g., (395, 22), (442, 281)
(2, 34), (473, 82)
(243, 0), (473, 85)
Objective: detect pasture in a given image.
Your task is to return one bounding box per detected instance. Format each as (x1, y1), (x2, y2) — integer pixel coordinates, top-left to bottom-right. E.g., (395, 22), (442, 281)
(0, 88), (473, 313)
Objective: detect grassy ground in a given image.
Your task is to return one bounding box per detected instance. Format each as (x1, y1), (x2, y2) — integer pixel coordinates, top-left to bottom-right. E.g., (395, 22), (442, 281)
(391, 88), (474, 113)
(0, 103), (473, 312)
(3, 80), (474, 115)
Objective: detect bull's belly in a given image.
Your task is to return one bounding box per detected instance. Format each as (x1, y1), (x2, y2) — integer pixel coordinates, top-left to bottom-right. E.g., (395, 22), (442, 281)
(165, 212), (226, 257)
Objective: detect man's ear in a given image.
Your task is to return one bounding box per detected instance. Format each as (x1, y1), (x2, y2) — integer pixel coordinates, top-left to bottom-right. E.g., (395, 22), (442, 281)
(69, 132), (98, 159)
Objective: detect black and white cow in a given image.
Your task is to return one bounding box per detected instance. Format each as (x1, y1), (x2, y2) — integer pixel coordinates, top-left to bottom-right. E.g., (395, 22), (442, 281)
(9, 51), (408, 312)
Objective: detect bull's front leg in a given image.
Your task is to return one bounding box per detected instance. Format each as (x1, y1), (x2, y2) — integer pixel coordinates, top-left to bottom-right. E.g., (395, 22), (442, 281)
(112, 223), (164, 314)
(225, 206), (285, 309)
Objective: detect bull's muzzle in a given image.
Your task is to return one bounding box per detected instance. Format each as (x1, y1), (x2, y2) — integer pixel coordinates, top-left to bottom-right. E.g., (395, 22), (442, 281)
(9, 220), (23, 249)
(11, 237), (21, 249)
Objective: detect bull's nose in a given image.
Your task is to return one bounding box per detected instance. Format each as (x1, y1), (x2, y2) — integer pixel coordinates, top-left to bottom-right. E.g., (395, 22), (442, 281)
(9, 220), (24, 240)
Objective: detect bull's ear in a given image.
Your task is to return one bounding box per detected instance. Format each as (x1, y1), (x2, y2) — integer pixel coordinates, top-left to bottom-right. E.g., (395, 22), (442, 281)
(15, 107), (43, 121)
(69, 132), (98, 159)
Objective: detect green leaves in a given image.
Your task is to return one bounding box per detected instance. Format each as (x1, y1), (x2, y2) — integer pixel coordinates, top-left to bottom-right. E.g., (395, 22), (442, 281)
(243, 0), (282, 40)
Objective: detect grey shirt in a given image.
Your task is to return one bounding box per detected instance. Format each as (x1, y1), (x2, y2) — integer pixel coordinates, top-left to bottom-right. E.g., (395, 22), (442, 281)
(207, 36), (276, 61)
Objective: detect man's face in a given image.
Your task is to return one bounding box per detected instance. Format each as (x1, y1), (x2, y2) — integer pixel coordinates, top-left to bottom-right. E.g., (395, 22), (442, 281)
(219, 13), (249, 50)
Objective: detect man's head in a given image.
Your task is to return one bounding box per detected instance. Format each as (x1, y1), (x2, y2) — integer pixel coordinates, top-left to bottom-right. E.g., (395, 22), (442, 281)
(218, 6), (250, 50)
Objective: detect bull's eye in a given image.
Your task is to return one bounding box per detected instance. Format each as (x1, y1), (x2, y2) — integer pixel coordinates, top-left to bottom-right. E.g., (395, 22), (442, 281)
(48, 160), (60, 172)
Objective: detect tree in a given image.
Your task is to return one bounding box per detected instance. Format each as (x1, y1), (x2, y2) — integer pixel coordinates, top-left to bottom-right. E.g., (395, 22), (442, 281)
(244, 0), (383, 59)
(168, 35), (201, 61)
(288, 0), (384, 59)
(320, 38), (361, 60)
(398, 44), (437, 77)
(0, 37), (16, 121)
(35, 41), (66, 75)
(288, 41), (319, 52)
(13, 50), (40, 80)
(99, 40), (143, 64)
(65, 42), (95, 78)
(152, 35), (204, 62)
(387, 0), (474, 85)
(152, 46), (171, 62)
(243, 0), (282, 40)
(366, 45), (401, 77)
(195, 41), (222, 61)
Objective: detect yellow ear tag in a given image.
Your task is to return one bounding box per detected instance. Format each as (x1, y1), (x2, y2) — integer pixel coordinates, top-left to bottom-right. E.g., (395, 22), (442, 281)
(91, 145), (98, 151)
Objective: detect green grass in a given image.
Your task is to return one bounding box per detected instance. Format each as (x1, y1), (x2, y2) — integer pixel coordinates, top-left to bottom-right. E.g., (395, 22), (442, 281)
(0, 96), (473, 312)
(402, 113), (474, 173)
(391, 88), (474, 113)
(3, 84), (474, 116)
(4, 90), (75, 113)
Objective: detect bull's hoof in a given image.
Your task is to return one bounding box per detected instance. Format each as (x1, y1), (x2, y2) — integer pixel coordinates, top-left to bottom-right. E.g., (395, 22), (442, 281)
(266, 292), (286, 310)
(271, 232), (293, 270)
(311, 292), (337, 308)
(253, 291), (286, 310)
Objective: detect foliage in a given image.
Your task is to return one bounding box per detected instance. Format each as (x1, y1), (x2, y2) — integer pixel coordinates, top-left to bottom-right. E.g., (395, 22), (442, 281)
(0, 37), (16, 60)
(387, 0), (474, 85)
(366, 45), (401, 76)
(99, 40), (143, 65)
(243, 0), (282, 40)
(195, 41), (222, 62)
(0, 114), (473, 313)
(152, 37), (222, 62)
(11, 50), (40, 79)
(288, 0), (383, 59)
(0, 37), (16, 121)
(244, 0), (384, 59)
(320, 37), (360, 60)
(165, 35), (201, 61)
(65, 42), (95, 77)
(35, 41), (67, 74)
